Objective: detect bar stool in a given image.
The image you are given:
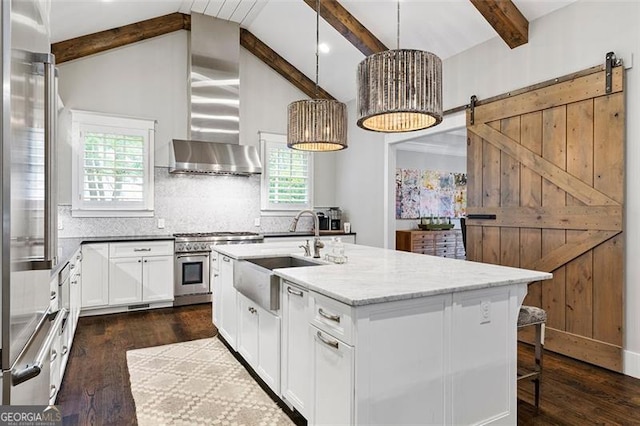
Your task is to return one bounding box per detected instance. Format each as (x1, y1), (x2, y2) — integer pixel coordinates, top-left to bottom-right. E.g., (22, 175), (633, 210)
(517, 305), (547, 409)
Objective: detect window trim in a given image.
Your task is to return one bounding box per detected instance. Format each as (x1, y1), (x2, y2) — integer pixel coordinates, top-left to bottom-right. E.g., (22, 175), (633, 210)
(71, 110), (155, 218)
(260, 132), (314, 213)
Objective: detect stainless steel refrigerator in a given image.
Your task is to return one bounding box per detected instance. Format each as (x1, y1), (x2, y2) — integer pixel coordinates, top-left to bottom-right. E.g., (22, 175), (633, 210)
(1, 0), (60, 404)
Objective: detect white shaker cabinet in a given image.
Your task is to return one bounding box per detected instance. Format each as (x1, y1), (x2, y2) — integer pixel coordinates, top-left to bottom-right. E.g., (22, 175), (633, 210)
(280, 281), (310, 416)
(109, 257), (143, 305)
(81, 243), (110, 308)
(217, 254), (238, 350)
(142, 256), (174, 303)
(238, 293), (259, 366)
(211, 250), (220, 325)
(237, 292), (281, 394)
(108, 241), (174, 307)
(310, 326), (354, 425)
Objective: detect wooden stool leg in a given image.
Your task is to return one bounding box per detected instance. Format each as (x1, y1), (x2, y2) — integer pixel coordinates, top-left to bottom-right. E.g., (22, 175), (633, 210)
(534, 322), (544, 410)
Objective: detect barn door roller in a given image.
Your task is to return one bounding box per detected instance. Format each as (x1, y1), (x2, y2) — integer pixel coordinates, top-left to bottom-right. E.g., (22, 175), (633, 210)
(605, 51), (622, 94)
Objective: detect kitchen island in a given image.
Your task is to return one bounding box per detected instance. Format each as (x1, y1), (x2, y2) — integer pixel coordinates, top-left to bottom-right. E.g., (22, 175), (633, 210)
(212, 242), (551, 425)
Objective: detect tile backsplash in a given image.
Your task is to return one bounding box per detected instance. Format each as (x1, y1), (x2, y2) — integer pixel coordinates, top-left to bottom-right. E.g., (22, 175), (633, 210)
(58, 167), (313, 238)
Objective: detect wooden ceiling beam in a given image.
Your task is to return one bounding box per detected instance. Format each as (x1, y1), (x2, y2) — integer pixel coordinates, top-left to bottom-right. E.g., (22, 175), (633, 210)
(469, 0), (528, 49)
(52, 13), (191, 64)
(303, 0), (387, 56)
(240, 28), (335, 100)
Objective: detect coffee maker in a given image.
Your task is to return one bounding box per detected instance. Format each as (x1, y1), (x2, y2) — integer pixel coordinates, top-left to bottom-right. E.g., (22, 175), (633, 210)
(315, 207), (342, 230)
(328, 207), (342, 231)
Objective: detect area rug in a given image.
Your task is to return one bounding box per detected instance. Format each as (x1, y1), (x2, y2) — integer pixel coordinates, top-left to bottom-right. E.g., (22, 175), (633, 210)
(126, 337), (295, 426)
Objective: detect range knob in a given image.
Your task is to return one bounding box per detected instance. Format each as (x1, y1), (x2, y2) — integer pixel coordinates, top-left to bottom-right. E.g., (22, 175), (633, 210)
(186, 244), (192, 251)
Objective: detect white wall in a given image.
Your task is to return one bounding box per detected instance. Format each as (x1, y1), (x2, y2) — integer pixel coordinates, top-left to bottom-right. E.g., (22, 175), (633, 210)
(335, 0), (640, 375)
(239, 47), (337, 207)
(395, 150), (466, 231)
(334, 100), (385, 248)
(56, 29), (336, 228)
(57, 31), (189, 202)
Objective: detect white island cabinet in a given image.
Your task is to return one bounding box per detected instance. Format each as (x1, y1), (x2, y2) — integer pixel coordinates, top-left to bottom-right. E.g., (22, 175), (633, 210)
(213, 242), (551, 426)
(216, 254), (238, 350)
(281, 281), (310, 416)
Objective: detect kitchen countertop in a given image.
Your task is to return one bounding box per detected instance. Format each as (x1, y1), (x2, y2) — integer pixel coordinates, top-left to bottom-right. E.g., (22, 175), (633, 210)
(53, 235), (174, 276)
(213, 241), (552, 306)
(262, 231), (356, 238)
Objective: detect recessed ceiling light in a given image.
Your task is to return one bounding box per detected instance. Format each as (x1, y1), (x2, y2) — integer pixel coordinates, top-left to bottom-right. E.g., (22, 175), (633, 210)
(318, 43), (330, 54)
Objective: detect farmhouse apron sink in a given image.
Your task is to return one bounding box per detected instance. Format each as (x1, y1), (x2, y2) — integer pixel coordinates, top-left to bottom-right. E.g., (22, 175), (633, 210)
(234, 256), (323, 311)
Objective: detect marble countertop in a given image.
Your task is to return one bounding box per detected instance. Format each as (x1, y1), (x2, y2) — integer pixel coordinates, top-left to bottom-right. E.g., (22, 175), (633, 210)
(213, 242), (552, 306)
(53, 235), (174, 276)
(262, 231), (356, 238)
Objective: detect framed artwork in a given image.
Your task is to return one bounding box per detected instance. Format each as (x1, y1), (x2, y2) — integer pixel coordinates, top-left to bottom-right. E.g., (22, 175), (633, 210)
(396, 168), (467, 219)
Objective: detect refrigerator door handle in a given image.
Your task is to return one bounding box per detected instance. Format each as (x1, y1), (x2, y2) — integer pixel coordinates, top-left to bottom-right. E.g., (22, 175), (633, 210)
(12, 308), (66, 386)
(33, 52), (57, 269)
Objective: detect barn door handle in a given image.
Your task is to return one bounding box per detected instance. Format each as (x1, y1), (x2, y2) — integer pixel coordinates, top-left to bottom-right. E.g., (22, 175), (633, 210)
(467, 214), (497, 220)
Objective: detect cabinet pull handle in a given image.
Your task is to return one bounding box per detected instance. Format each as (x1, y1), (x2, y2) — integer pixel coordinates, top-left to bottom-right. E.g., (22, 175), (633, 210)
(318, 308), (340, 323)
(316, 331), (339, 349)
(50, 349), (57, 362)
(70, 263), (75, 270)
(50, 384), (57, 399)
(214, 273), (219, 277)
(62, 346), (68, 355)
(223, 256), (230, 262)
(50, 291), (57, 301)
(287, 287), (304, 297)
(134, 248), (152, 252)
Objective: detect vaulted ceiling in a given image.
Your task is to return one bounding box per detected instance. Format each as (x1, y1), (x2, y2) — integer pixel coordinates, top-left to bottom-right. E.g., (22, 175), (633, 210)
(50, 0), (577, 104)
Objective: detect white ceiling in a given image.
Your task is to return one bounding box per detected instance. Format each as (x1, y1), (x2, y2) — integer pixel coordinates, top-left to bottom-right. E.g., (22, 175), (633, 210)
(50, 0), (578, 103)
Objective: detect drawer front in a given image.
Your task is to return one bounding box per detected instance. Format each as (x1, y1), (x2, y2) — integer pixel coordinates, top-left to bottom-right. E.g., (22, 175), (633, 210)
(109, 240), (174, 258)
(310, 292), (353, 345)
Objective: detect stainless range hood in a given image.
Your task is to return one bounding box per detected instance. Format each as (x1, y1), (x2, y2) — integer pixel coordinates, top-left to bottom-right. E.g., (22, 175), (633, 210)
(170, 13), (261, 175)
(170, 139), (261, 175)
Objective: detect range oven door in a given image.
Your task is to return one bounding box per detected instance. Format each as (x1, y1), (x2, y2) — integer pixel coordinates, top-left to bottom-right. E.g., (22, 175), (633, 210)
(175, 252), (210, 297)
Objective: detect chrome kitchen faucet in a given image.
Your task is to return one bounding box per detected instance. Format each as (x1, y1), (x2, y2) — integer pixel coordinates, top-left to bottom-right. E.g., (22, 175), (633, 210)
(290, 210), (324, 258)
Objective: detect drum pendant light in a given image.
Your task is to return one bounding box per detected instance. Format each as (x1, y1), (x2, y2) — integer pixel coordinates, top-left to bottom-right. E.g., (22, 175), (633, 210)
(357, 1), (443, 133)
(287, 0), (348, 151)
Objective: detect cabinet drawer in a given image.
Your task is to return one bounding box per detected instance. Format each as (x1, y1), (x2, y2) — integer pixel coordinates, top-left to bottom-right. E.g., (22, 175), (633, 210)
(109, 240), (174, 258)
(310, 292), (353, 345)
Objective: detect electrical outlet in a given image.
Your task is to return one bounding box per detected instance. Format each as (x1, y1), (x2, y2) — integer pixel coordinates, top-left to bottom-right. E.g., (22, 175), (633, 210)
(254, 217), (260, 227)
(480, 300), (491, 324)
(157, 218), (165, 229)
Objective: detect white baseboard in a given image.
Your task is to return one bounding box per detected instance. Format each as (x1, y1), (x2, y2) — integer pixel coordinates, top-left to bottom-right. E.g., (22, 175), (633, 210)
(624, 349), (640, 379)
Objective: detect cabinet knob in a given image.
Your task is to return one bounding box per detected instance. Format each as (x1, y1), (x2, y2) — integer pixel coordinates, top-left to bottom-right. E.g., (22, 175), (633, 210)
(144, 260), (148, 263)
(138, 259), (142, 263)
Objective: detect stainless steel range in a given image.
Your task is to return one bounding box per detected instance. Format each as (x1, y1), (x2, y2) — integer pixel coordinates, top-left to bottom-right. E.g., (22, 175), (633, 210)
(173, 232), (263, 306)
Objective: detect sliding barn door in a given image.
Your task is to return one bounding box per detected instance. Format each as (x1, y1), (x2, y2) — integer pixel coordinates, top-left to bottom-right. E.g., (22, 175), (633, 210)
(466, 64), (624, 372)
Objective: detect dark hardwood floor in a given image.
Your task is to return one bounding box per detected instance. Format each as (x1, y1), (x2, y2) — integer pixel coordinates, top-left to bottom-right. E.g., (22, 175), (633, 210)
(57, 304), (216, 425)
(57, 304), (640, 425)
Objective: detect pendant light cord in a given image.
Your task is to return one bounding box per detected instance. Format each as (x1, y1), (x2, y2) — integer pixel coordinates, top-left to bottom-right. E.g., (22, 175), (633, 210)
(315, 0), (320, 98)
(396, 0), (400, 50)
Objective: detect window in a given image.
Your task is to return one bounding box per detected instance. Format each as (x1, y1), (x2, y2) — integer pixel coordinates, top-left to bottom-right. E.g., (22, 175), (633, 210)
(260, 132), (313, 212)
(71, 110), (155, 217)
